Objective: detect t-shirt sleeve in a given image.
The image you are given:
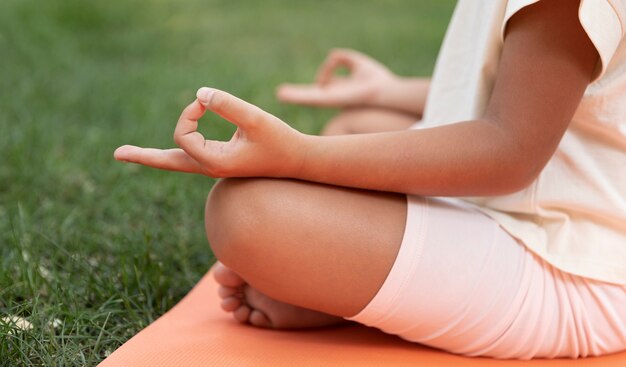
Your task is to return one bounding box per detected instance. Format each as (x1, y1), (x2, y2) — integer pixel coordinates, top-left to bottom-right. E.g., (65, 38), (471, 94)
(501, 0), (625, 82)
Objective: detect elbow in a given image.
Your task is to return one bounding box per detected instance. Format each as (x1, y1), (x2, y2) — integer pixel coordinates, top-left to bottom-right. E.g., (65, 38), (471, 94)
(480, 120), (548, 195)
(499, 170), (539, 195)
(490, 155), (544, 195)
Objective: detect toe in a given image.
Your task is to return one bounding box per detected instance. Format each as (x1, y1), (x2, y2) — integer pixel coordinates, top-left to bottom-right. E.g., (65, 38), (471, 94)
(233, 305), (251, 323)
(221, 296), (242, 312)
(249, 309), (272, 328)
(213, 261), (246, 288)
(218, 285), (240, 299)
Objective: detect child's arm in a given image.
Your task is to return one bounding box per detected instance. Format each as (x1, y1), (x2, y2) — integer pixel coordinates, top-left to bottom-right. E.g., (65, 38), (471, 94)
(115, 0), (598, 197)
(296, 0), (599, 196)
(277, 49), (430, 117)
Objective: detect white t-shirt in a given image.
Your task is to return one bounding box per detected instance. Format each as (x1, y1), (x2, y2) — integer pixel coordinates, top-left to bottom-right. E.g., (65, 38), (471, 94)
(418, 0), (626, 285)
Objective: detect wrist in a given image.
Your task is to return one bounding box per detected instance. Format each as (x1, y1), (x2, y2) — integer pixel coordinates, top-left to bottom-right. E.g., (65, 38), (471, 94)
(281, 130), (317, 179)
(369, 74), (403, 108)
(372, 76), (430, 116)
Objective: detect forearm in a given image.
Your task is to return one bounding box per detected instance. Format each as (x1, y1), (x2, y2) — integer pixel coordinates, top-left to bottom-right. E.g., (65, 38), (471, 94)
(295, 120), (532, 196)
(373, 77), (430, 117)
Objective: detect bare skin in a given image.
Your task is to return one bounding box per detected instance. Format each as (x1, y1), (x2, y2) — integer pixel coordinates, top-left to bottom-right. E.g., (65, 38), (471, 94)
(321, 107), (419, 136)
(205, 176), (407, 323)
(114, 0), (598, 333)
(214, 262), (345, 329)
(213, 108), (418, 329)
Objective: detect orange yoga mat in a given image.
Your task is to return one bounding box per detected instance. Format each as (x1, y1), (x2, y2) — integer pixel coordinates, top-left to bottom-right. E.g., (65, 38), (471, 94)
(99, 269), (626, 366)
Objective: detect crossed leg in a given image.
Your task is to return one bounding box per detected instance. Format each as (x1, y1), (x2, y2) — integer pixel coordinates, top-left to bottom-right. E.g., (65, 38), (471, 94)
(207, 178), (406, 327)
(208, 107), (417, 328)
(321, 107), (418, 136)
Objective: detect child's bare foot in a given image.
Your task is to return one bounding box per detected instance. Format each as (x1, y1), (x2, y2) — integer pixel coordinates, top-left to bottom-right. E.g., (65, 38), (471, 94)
(213, 262), (348, 329)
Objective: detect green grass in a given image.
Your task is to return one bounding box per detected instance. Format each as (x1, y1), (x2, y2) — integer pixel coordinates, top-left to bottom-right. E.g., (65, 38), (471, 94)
(0, 0), (455, 365)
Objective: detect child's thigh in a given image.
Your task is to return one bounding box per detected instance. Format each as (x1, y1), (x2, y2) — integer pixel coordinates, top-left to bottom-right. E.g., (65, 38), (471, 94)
(348, 196), (626, 359)
(204, 178), (407, 317)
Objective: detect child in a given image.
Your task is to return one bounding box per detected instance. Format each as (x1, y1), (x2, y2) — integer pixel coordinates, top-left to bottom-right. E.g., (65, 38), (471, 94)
(114, 0), (626, 359)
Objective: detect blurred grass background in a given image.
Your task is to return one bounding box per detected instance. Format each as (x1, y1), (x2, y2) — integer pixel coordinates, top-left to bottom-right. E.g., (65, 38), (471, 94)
(0, 0), (455, 364)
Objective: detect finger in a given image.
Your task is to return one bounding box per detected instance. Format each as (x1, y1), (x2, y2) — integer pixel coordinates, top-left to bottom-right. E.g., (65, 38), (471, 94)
(276, 83), (354, 107)
(114, 145), (205, 174)
(315, 51), (354, 86)
(196, 87), (273, 130)
(315, 48), (367, 85)
(276, 84), (334, 106)
(173, 99), (209, 161)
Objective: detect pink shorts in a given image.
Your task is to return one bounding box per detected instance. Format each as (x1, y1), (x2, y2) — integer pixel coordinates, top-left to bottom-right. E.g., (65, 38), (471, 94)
(346, 196), (626, 360)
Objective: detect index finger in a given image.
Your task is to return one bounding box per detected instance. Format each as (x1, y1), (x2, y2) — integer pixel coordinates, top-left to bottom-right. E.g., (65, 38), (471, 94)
(315, 49), (358, 86)
(196, 87), (274, 130)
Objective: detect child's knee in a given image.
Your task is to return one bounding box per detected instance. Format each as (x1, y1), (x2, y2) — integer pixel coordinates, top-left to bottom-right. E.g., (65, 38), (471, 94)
(321, 109), (363, 136)
(204, 178), (277, 266)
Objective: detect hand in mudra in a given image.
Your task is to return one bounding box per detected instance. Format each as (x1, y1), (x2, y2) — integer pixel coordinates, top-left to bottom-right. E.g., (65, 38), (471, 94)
(277, 48), (395, 108)
(114, 88), (305, 178)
